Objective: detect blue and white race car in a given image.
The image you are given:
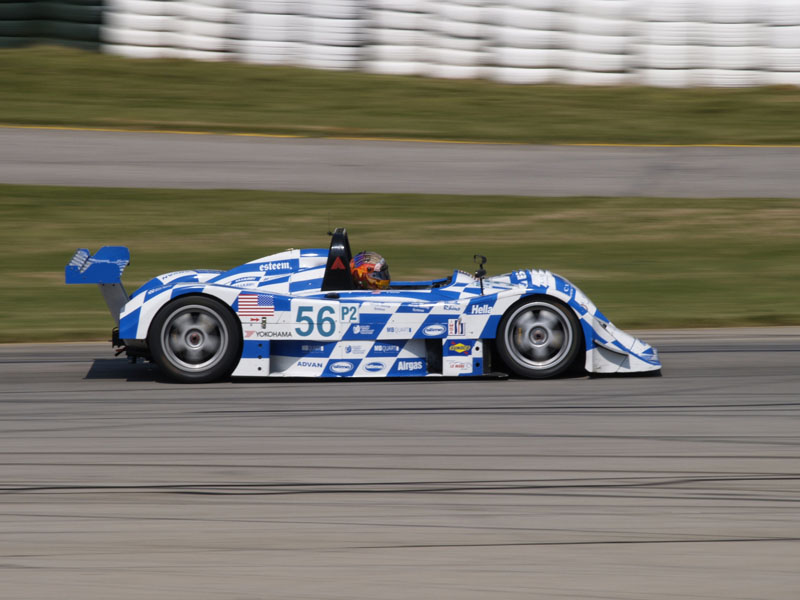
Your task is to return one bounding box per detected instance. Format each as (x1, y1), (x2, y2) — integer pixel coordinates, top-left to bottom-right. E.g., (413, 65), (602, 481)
(65, 228), (660, 382)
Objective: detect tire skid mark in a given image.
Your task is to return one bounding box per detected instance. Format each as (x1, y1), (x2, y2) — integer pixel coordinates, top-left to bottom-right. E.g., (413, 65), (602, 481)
(3, 473), (800, 497)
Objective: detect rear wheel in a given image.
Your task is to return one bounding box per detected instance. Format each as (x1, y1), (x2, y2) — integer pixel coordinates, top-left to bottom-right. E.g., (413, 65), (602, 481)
(496, 296), (582, 379)
(149, 296), (241, 383)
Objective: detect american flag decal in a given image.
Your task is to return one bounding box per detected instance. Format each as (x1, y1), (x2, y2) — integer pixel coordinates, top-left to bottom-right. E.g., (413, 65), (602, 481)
(237, 293), (275, 317)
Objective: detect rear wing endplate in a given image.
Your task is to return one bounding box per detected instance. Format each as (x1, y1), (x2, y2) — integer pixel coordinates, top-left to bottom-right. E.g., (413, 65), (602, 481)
(65, 246), (131, 324)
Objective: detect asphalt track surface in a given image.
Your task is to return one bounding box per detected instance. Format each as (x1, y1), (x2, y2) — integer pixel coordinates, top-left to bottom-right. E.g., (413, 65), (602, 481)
(2, 327), (799, 599)
(3, 126), (800, 197)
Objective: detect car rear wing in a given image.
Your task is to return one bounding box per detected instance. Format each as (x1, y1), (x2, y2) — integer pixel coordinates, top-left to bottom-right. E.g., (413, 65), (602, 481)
(65, 246), (130, 324)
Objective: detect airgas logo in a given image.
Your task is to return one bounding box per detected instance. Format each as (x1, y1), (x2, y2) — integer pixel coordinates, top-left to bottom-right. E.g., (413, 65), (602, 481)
(397, 360), (423, 371)
(470, 303), (493, 315)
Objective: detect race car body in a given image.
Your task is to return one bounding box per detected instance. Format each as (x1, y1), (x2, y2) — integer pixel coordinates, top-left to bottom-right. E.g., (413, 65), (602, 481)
(65, 228), (660, 382)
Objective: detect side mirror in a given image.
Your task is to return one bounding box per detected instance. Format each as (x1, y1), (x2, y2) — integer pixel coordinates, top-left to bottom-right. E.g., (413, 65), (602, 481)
(474, 254), (487, 294)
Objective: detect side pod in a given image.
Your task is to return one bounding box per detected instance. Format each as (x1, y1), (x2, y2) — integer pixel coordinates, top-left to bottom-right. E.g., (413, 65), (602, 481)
(65, 246), (131, 324)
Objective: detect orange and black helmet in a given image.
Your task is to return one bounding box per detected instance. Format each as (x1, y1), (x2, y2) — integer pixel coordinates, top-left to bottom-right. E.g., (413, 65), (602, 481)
(350, 251), (390, 290)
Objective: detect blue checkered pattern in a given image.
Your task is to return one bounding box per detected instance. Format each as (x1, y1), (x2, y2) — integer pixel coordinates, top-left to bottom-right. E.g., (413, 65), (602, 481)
(84, 245), (659, 378)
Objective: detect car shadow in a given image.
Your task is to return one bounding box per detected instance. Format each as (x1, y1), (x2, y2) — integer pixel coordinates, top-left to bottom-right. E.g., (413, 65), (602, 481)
(83, 359), (655, 384)
(84, 358), (172, 383)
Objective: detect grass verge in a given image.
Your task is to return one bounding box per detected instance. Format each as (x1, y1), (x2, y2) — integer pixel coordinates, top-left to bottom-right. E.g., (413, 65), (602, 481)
(3, 46), (800, 144)
(1, 184), (798, 342)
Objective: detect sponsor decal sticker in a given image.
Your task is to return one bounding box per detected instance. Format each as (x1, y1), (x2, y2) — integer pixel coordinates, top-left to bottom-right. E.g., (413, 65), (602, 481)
(302, 344), (327, 353)
(368, 303), (395, 313)
(158, 270), (195, 284)
(449, 343), (471, 355)
(330, 361), (354, 374)
(404, 303), (432, 314)
(344, 344), (368, 355)
(246, 330), (291, 338)
(397, 360), (424, 372)
(386, 326), (413, 335)
(352, 325), (376, 336)
(230, 276), (260, 287)
(469, 303), (493, 315)
(364, 361), (385, 372)
(448, 318), (465, 336)
(298, 360), (324, 368)
(422, 324), (446, 336)
(259, 261), (292, 272)
(372, 343), (401, 355)
(446, 360), (471, 372)
(441, 303), (462, 312)
(145, 285), (171, 299)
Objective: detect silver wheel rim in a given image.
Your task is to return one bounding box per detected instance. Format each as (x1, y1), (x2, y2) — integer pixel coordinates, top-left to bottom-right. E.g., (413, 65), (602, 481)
(160, 304), (228, 372)
(504, 302), (573, 371)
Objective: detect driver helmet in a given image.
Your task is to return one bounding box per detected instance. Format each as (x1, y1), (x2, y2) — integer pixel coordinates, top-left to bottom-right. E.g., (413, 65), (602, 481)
(351, 251), (390, 290)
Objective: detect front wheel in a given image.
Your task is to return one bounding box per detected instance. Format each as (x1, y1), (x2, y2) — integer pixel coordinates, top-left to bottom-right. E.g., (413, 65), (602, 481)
(148, 296), (241, 383)
(496, 296), (583, 379)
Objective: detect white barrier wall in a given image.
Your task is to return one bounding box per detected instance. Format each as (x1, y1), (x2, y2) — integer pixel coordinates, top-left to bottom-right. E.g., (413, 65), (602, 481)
(300, 0), (364, 70)
(765, 0), (800, 85)
(365, 0), (429, 76)
(488, 1), (561, 85)
(236, 1), (299, 65)
(100, 0), (800, 86)
(561, 0), (634, 85)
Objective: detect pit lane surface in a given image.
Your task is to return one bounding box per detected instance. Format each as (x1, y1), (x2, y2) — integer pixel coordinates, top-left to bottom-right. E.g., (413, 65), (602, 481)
(1, 328), (799, 599)
(3, 126), (800, 197)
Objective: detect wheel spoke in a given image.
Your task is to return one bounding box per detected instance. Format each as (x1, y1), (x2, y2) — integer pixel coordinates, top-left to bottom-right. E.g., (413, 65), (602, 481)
(511, 311), (538, 354)
(536, 309), (560, 331)
(204, 331), (222, 354)
(170, 312), (194, 336)
(168, 331), (188, 355)
(530, 344), (552, 361)
(183, 346), (205, 364)
(194, 313), (218, 335)
(514, 329), (534, 353)
(548, 329), (565, 351)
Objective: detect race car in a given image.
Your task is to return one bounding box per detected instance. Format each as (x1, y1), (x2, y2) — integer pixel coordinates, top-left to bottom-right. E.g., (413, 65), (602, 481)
(65, 228), (660, 383)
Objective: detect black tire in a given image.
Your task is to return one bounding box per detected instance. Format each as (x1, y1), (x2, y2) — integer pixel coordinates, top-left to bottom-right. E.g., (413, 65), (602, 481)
(148, 296), (241, 383)
(496, 295), (583, 379)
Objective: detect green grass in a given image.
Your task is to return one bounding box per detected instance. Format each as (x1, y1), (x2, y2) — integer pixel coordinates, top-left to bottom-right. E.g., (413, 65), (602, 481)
(3, 46), (800, 144)
(1, 184), (799, 342)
